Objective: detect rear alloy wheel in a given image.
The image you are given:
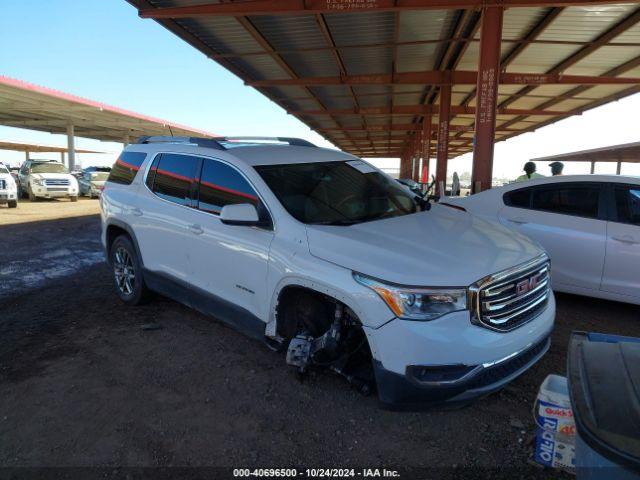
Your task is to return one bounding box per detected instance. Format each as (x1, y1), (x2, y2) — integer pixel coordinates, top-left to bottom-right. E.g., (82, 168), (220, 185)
(110, 235), (150, 305)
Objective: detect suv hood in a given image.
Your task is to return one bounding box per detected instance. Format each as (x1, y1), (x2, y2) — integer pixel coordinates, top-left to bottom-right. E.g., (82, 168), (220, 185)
(31, 173), (75, 181)
(0, 173), (15, 186)
(305, 204), (544, 287)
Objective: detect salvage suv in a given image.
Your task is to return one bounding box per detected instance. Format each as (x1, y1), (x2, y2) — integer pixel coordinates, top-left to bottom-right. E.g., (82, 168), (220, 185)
(101, 136), (555, 409)
(18, 159), (79, 202)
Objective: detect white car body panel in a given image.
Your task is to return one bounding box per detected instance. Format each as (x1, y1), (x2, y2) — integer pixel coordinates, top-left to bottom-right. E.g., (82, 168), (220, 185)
(447, 174), (640, 304)
(101, 140), (556, 407)
(0, 171), (17, 204)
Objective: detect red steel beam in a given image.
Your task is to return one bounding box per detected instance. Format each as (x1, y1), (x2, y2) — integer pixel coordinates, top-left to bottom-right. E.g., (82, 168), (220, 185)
(472, 6), (503, 193)
(139, 0), (632, 18)
(436, 84), (451, 195)
(317, 124), (519, 132)
(247, 71), (640, 86)
(290, 105), (572, 116)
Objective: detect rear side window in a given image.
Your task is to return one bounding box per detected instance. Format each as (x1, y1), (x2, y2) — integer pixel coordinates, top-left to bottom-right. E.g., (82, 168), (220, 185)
(197, 159), (258, 215)
(531, 184), (600, 219)
(614, 186), (640, 226)
(152, 154), (199, 207)
(108, 152), (147, 185)
(504, 188), (531, 208)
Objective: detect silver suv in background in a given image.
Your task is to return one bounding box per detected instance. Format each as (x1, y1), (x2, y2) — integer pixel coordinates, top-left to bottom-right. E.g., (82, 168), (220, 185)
(18, 160), (79, 202)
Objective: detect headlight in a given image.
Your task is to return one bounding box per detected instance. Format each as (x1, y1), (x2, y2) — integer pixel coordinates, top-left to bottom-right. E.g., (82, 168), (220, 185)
(353, 273), (467, 321)
(32, 178), (44, 186)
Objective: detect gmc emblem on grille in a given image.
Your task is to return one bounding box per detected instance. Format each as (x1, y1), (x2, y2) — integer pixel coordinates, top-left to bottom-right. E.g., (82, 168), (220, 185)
(516, 273), (542, 296)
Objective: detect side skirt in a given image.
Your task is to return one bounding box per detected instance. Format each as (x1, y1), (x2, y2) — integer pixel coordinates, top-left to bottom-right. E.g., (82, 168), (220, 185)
(143, 269), (267, 342)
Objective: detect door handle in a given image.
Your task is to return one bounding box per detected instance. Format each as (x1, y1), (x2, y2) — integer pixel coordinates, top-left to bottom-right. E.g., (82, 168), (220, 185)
(507, 217), (528, 225)
(188, 223), (204, 235)
(611, 235), (640, 245)
(129, 207), (143, 217)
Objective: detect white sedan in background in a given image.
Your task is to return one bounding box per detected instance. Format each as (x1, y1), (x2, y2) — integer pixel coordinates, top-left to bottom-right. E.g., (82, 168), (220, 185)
(446, 175), (640, 305)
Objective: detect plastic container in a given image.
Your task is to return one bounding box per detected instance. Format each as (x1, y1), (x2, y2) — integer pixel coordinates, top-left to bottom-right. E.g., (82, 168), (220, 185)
(534, 374), (576, 472)
(568, 332), (640, 480)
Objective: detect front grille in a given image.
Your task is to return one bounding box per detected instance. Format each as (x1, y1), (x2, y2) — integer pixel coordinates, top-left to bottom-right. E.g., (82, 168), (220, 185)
(44, 179), (70, 186)
(471, 255), (550, 332)
(46, 187), (68, 192)
(467, 336), (550, 390)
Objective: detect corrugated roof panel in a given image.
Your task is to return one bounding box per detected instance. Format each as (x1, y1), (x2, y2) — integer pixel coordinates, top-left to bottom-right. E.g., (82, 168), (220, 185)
(325, 11), (395, 46)
(398, 10), (455, 42)
(564, 46), (640, 75)
(280, 51), (340, 77)
(176, 17), (262, 54)
(249, 15), (327, 50)
(537, 4), (636, 42)
(506, 43), (583, 73)
(340, 45), (393, 75)
(501, 7), (550, 40)
(396, 44), (440, 72)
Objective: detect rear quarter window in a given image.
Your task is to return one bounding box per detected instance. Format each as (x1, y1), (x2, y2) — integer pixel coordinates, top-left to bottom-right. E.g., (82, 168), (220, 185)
(107, 152), (147, 185)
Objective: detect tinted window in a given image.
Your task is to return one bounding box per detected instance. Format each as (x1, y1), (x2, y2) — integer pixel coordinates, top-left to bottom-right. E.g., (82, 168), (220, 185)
(197, 159), (258, 215)
(531, 184), (600, 218)
(504, 188), (530, 208)
(255, 161), (417, 225)
(614, 186), (640, 226)
(108, 152), (147, 185)
(152, 154), (199, 207)
(145, 155), (159, 190)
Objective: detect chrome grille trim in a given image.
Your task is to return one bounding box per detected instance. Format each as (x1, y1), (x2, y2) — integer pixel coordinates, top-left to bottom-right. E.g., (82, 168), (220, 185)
(44, 179), (70, 186)
(469, 254), (550, 332)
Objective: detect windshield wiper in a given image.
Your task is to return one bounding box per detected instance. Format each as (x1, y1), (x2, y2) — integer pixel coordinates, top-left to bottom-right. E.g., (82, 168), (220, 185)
(311, 219), (358, 226)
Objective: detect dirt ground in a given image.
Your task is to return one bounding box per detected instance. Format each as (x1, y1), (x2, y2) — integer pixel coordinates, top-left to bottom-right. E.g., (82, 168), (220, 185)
(0, 197), (100, 225)
(1, 214), (639, 478)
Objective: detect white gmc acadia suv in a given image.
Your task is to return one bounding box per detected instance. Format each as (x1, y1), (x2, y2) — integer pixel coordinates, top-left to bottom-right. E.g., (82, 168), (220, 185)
(101, 136), (555, 409)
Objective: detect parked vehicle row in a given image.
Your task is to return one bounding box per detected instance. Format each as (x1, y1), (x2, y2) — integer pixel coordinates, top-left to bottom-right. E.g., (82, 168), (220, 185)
(1, 161), (111, 204)
(101, 136), (555, 409)
(447, 175), (640, 305)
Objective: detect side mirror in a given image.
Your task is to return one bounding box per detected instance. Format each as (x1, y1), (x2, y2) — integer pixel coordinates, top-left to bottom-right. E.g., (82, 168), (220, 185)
(220, 203), (262, 226)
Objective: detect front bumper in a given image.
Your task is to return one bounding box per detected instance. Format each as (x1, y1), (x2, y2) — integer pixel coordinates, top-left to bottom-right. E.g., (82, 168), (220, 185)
(0, 190), (16, 203)
(32, 186), (77, 198)
(366, 293), (555, 410)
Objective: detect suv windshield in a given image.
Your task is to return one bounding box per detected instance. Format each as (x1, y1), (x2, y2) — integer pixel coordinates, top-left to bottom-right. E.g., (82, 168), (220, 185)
(31, 163), (68, 174)
(0, 165), (8, 174)
(255, 160), (418, 225)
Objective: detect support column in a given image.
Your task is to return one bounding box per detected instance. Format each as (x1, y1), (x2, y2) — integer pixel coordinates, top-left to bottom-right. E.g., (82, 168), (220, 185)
(67, 123), (76, 171)
(436, 84), (451, 195)
(616, 161), (622, 175)
(422, 111), (432, 184)
(413, 131), (422, 181)
(123, 134), (131, 146)
(590, 161), (595, 174)
(25, 151), (30, 162)
(471, 6), (504, 193)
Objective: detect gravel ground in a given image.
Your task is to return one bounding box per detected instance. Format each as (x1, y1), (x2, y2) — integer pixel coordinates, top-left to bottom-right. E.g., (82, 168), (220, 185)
(1, 215), (639, 479)
(0, 197), (100, 226)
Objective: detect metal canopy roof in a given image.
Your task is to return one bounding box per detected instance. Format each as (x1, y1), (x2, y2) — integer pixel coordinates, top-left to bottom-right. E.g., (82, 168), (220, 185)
(126, 0), (640, 159)
(0, 140), (106, 154)
(0, 76), (216, 143)
(532, 140), (640, 162)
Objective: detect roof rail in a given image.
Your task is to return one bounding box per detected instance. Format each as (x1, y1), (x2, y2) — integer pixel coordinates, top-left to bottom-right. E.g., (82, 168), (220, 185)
(136, 136), (226, 150)
(214, 136), (316, 147)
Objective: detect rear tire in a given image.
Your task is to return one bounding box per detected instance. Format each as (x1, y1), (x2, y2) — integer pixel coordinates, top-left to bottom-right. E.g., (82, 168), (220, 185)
(8, 200), (17, 208)
(110, 235), (150, 305)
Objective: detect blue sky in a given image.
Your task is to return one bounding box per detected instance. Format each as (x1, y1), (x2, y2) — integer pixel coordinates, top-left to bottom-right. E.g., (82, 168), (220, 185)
(1, 1), (639, 177)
